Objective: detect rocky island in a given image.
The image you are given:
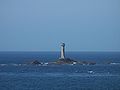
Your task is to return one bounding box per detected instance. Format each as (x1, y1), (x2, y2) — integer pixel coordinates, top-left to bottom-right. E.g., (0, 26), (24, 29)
(28, 43), (96, 66)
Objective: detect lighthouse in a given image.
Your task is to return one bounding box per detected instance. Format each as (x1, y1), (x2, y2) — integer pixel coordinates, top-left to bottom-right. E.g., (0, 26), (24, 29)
(60, 43), (65, 59)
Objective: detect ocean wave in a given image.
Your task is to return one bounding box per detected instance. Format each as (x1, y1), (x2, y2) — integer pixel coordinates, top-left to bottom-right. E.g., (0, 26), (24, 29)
(0, 64), (7, 66)
(0, 64), (28, 66)
(110, 63), (120, 65)
(0, 72), (119, 77)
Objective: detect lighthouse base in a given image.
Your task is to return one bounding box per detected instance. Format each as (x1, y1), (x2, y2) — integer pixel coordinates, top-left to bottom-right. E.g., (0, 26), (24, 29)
(56, 58), (77, 64)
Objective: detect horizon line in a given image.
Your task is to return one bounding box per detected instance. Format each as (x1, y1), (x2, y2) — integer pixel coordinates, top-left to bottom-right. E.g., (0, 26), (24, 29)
(0, 51), (120, 52)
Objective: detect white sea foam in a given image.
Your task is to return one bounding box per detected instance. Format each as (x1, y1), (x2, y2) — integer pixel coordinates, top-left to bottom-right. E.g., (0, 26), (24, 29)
(0, 64), (7, 66)
(110, 63), (120, 65)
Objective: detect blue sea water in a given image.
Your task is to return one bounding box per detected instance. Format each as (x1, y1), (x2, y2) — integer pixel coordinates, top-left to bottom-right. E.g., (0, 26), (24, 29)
(0, 52), (120, 90)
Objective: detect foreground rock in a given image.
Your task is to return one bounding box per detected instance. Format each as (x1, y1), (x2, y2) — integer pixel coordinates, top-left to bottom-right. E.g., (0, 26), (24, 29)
(26, 59), (96, 66)
(52, 58), (96, 65)
(55, 58), (77, 65)
(29, 60), (41, 65)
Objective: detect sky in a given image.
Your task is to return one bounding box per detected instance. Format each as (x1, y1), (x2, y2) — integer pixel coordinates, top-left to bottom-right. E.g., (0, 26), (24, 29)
(0, 0), (120, 51)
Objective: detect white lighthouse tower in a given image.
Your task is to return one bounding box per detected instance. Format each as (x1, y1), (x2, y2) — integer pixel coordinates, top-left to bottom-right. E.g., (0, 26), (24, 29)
(60, 43), (65, 59)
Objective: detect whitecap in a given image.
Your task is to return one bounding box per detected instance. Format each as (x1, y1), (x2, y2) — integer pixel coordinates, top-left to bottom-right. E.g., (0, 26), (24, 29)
(0, 64), (7, 66)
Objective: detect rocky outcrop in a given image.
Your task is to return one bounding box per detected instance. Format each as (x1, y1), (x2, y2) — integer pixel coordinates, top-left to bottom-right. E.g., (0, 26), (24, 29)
(26, 59), (96, 66)
(30, 60), (41, 65)
(54, 58), (96, 65)
(54, 58), (77, 65)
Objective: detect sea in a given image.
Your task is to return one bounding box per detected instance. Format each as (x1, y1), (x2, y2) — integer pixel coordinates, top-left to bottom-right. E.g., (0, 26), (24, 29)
(0, 52), (120, 90)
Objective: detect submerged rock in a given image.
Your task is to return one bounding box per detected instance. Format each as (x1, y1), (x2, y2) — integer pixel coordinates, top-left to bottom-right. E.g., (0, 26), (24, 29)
(78, 61), (96, 65)
(30, 60), (41, 65)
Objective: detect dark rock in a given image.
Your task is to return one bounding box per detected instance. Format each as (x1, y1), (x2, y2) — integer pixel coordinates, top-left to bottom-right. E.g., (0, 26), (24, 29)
(30, 60), (41, 65)
(88, 62), (96, 65)
(55, 58), (77, 64)
(78, 61), (96, 65)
